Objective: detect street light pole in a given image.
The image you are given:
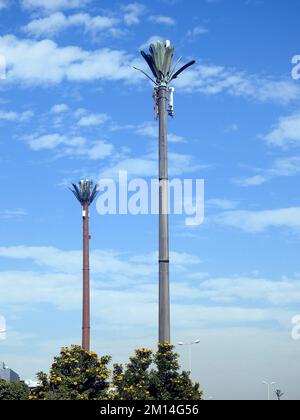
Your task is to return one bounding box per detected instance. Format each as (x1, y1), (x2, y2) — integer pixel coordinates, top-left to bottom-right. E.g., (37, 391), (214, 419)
(70, 180), (98, 352)
(178, 339), (200, 376)
(136, 40), (195, 344)
(262, 381), (276, 401)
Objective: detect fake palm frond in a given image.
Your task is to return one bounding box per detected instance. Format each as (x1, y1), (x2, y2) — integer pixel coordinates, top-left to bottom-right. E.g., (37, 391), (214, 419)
(70, 180), (98, 206)
(136, 40), (196, 86)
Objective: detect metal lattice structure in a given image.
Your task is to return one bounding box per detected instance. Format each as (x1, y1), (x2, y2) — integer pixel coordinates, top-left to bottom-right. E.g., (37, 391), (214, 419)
(70, 180), (98, 351)
(135, 41), (196, 344)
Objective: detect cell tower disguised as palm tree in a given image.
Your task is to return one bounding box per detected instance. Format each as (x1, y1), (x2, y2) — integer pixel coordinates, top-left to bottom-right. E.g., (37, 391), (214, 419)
(70, 180), (98, 351)
(135, 41), (196, 343)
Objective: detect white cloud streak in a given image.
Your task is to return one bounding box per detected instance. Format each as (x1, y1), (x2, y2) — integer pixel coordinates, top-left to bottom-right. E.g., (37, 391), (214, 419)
(215, 207), (300, 233)
(235, 156), (300, 187)
(23, 12), (119, 37)
(99, 151), (204, 179)
(0, 209), (28, 219)
(77, 113), (109, 127)
(263, 112), (300, 148)
(0, 35), (136, 86)
(21, 0), (91, 12)
(0, 0), (9, 10)
(0, 246), (298, 328)
(187, 25), (209, 39)
(50, 103), (69, 113)
(0, 35), (300, 109)
(0, 109), (33, 122)
(0, 35), (297, 108)
(149, 15), (176, 26)
(22, 133), (114, 160)
(174, 64), (300, 105)
(122, 3), (145, 26)
(112, 121), (186, 143)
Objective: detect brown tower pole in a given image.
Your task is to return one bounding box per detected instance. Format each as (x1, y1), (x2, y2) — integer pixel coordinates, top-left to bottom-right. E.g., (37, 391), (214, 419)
(70, 180), (98, 352)
(82, 203), (90, 351)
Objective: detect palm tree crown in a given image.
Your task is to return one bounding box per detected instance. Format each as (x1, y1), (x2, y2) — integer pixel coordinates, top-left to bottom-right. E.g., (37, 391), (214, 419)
(70, 180), (98, 206)
(135, 40), (196, 86)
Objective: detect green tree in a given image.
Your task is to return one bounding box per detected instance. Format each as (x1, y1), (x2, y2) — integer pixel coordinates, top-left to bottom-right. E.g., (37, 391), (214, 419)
(110, 343), (203, 400)
(150, 343), (202, 400)
(30, 345), (111, 400)
(111, 348), (153, 400)
(0, 380), (30, 400)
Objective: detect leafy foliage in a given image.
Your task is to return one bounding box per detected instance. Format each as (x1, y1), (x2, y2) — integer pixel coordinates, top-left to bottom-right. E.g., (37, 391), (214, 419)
(136, 40), (196, 86)
(110, 349), (153, 400)
(29, 344), (203, 400)
(110, 343), (203, 400)
(29, 345), (111, 400)
(70, 180), (98, 206)
(0, 379), (30, 400)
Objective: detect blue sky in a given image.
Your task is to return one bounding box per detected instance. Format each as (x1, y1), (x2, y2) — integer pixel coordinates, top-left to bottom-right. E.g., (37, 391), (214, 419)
(0, 0), (300, 400)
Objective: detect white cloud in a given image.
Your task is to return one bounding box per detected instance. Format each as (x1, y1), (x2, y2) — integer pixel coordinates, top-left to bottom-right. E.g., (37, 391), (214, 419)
(0, 35), (296, 108)
(225, 123), (239, 133)
(21, 0), (91, 12)
(0, 245), (298, 333)
(0, 209), (28, 219)
(187, 25), (209, 39)
(206, 198), (239, 210)
(23, 12), (119, 37)
(215, 207), (300, 233)
(22, 133), (114, 160)
(2, 244), (300, 400)
(100, 157), (157, 179)
(263, 112), (300, 148)
(122, 3), (145, 26)
(0, 109), (33, 122)
(135, 122), (158, 137)
(129, 251), (201, 266)
(235, 156), (300, 187)
(174, 64), (300, 105)
(84, 141), (114, 160)
(136, 122), (186, 143)
(1, 245), (298, 311)
(0, 246), (200, 291)
(112, 121), (186, 143)
(77, 113), (109, 127)
(50, 103), (69, 113)
(197, 276), (300, 306)
(149, 15), (176, 26)
(99, 151), (204, 179)
(235, 174), (269, 187)
(0, 35), (136, 86)
(23, 133), (83, 151)
(0, 0), (9, 10)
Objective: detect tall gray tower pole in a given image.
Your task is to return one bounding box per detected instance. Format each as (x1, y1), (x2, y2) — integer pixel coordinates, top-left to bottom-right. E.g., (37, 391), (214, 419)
(158, 85), (170, 343)
(135, 40), (195, 345)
